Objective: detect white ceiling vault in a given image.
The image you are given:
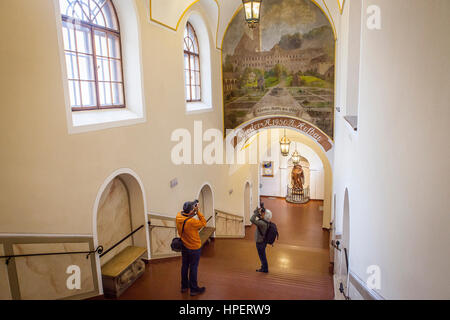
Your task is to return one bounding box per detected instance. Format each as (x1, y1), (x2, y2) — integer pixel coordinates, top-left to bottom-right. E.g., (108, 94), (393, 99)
(148, 0), (343, 50)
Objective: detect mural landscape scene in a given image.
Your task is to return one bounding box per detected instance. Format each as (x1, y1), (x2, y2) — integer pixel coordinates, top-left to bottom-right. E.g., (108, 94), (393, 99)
(222, 0), (335, 138)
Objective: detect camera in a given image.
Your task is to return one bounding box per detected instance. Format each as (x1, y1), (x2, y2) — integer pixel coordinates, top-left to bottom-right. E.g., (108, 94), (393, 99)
(257, 202), (266, 217)
(193, 200), (199, 213)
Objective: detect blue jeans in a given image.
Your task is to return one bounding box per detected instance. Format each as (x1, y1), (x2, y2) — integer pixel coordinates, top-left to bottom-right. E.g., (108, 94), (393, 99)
(181, 245), (202, 290)
(256, 242), (268, 272)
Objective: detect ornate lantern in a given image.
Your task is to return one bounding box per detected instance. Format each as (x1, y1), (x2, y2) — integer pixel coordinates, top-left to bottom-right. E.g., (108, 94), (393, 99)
(279, 129), (291, 156)
(242, 0), (262, 29)
(291, 149), (301, 165)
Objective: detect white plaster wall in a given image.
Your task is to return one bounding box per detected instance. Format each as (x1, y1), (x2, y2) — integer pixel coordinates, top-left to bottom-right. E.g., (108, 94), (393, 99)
(333, 0), (450, 299)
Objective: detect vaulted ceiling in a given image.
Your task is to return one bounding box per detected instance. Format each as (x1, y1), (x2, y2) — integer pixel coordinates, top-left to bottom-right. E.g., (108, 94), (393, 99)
(148, 0), (342, 50)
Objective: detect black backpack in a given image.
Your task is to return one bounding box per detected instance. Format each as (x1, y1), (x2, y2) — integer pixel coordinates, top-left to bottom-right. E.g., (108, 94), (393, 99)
(258, 220), (279, 245)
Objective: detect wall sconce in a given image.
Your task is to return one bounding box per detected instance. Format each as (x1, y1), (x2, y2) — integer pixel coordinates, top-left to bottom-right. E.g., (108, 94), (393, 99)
(242, 0), (262, 29)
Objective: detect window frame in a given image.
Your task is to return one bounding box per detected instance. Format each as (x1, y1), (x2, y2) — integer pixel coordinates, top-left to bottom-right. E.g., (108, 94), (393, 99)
(184, 22), (202, 103)
(61, 0), (126, 112)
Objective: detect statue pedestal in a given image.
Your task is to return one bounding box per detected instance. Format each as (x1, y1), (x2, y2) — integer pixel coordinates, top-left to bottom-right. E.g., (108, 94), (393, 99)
(286, 186), (310, 204)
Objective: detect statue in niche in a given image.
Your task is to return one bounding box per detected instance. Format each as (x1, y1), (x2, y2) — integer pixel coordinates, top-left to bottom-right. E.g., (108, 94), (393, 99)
(291, 164), (305, 194)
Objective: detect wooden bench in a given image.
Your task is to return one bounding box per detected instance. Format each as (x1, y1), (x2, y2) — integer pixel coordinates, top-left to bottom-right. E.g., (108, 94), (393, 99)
(101, 246), (147, 298)
(199, 227), (215, 247)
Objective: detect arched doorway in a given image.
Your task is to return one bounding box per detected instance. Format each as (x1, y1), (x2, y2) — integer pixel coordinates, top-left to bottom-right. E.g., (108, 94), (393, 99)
(253, 128), (332, 228)
(197, 183), (214, 226)
(244, 182), (252, 226)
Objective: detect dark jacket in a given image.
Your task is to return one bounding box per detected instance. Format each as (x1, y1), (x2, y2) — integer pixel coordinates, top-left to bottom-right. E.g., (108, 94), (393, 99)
(250, 209), (269, 243)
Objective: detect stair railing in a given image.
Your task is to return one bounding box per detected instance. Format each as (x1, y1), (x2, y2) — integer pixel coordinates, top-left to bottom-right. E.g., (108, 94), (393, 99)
(0, 246), (103, 265)
(99, 224), (147, 258)
(214, 210), (244, 237)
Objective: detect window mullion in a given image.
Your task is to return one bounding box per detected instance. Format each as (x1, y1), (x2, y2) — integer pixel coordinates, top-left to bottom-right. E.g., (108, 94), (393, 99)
(117, 32), (126, 107)
(198, 54), (202, 102)
(105, 30), (114, 106)
(88, 0), (91, 21)
(188, 53), (193, 102)
(73, 23), (83, 108)
(91, 26), (101, 109)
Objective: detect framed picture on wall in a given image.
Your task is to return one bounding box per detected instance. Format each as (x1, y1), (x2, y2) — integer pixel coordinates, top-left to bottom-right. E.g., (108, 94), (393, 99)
(262, 161), (274, 177)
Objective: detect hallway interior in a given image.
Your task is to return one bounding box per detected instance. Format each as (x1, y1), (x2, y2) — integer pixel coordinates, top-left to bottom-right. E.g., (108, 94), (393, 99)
(2, 0), (449, 301)
(111, 197), (333, 300)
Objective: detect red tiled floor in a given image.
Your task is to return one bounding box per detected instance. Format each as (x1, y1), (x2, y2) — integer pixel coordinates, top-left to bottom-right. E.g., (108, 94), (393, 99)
(102, 197), (334, 300)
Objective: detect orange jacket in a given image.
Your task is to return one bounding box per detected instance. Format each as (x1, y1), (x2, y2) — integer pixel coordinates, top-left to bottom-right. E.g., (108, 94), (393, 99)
(176, 211), (207, 250)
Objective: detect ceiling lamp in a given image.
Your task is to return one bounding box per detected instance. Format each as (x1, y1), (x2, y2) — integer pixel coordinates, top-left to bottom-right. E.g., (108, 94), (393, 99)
(242, 0), (262, 29)
(280, 129), (291, 157)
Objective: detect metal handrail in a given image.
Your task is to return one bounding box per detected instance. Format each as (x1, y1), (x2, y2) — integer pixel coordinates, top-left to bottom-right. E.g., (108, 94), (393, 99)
(338, 247), (350, 300)
(331, 239), (341, 251)
(100, 224), (146, 258)
(215, 210), (244, 222)
(148, 224), (176, 230)
(199, 216), (214, 233)
(344, 247), (349, 273)
(0, 223), (149, 264)
(0, 246), (104, 265)
(339, 282), (351, 300)
(149, 215), (213, 232)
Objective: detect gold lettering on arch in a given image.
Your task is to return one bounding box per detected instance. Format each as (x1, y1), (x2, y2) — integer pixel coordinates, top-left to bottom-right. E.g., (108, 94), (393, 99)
(234, 116), (333, 152)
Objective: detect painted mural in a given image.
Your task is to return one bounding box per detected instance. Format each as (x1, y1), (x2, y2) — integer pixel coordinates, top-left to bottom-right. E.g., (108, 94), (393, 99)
(222, 0), (335, 138)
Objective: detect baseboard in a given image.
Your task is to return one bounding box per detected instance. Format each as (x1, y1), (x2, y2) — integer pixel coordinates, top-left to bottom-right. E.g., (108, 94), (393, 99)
(149, 255), (181, 263)
(214, 235), (245, 239)
(260, 195), (285, 200)
(349, 271), (385, 300)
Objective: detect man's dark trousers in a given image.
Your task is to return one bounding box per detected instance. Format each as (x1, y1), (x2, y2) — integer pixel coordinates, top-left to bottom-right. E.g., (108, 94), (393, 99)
(256, 242), (268, 272)
(181, 245), (202, 290)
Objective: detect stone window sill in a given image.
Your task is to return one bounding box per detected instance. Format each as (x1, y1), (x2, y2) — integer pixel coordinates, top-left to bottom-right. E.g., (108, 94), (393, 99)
(70, 108), (145, 134)
(186, 102), (213, 114)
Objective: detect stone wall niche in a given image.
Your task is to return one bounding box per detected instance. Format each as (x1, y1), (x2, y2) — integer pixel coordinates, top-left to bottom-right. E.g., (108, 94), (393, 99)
(198, 184), (214, 226)
(96, 173), (148, 298)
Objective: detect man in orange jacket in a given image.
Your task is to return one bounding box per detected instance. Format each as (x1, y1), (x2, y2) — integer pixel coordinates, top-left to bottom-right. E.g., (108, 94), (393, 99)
(176, 200), (207, 296)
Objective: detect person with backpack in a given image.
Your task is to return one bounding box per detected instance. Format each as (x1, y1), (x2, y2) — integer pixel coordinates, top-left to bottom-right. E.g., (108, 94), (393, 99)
(176, 200), (207, 296)
(250, 203), (276, 273)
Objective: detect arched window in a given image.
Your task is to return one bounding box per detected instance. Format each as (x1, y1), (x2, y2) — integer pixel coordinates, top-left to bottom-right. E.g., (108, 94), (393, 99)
(59, 0), (125, 111)
(184, 22), (201, 102)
